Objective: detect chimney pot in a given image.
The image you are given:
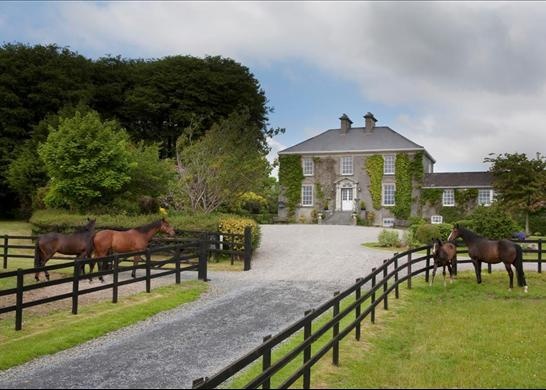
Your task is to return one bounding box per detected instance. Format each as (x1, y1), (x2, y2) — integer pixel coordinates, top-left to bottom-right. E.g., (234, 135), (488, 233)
(364, 112), (377, 132)
(339, 114), (353, 133)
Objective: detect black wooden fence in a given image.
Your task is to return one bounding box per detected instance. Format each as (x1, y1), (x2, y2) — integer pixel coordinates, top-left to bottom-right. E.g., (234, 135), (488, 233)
(0, 227), (253, 331)
(192, 239), (544, 389)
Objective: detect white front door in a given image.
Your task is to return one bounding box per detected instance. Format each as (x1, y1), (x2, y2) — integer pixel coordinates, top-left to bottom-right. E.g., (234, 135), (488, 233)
(341, 188), (354, 211)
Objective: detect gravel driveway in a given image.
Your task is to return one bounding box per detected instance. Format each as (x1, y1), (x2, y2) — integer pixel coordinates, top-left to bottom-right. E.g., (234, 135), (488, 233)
(0, 225), (393, 388)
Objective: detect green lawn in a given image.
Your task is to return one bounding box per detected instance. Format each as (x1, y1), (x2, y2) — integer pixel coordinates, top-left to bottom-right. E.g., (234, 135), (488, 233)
(228, 272), (546, 389)
(0, 280), (208, 370)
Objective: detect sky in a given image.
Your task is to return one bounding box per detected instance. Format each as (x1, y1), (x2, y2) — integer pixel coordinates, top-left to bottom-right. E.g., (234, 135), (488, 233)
(1, 1), (545, 174)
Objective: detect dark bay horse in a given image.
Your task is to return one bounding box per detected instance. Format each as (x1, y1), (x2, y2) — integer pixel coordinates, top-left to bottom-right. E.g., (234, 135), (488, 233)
(447, 225), (527, 292)
(430, 239), (457, 287)
(34, 218), (96, 281)
(92, 218), (175, 279)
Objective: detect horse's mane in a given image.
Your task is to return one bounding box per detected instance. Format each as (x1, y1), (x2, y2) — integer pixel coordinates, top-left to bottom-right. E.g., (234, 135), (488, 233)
(458, 226), (483, 241)
(135, 220), (163, 233)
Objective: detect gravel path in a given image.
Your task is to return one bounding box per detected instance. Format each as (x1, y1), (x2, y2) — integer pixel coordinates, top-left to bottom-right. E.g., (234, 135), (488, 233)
(0, 225), (400, 388)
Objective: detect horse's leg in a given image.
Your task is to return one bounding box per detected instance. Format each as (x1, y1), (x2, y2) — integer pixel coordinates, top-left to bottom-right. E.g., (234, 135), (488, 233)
(504, 262), (514, 291)
(472, 258), (482, 284)
(131, 255), (141, 278)
(447, 263), (454, 284)
(430, 262), (438, 287)
(442, 264), (447, 287)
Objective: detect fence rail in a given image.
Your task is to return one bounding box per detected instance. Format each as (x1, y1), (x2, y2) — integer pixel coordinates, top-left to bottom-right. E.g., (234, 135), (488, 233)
(0, 227), (253, 331)
(192, 239), (544, 389)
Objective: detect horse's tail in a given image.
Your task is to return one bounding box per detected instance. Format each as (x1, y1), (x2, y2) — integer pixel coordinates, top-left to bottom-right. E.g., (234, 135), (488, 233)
(34, 239), (42, 268)
(514, 244), (527, 288)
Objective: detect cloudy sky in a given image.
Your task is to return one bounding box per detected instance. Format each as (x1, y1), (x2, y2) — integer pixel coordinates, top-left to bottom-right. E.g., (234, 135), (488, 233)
(1, 1), (545, 173)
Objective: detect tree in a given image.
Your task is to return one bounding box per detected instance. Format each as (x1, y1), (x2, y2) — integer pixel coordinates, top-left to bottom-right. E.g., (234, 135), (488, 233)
(173, 111), (271, 213)
(484, 152), (546, 234)
(38, 110), (135, 210)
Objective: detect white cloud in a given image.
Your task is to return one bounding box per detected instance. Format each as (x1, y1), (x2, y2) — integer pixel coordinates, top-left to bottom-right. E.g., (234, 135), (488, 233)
(37, 1), (546, 171)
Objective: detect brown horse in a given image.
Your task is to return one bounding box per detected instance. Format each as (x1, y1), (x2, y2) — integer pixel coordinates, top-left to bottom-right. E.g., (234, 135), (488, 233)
(448, 225), (527, 292)
(34, 218), (96, 281)
(92, 218), (175, 280)
(430, 239), (457, 287)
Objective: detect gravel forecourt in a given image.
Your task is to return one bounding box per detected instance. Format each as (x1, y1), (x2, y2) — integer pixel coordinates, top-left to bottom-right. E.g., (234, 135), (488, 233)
(0, 225), (406, 388)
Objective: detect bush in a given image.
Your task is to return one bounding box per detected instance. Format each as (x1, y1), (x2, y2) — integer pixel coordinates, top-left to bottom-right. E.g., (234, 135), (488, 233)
(402, 230), (420, 248)
(415, 224), (442, 244)
(218, 216), (261, 250)
(378, 229), (401, 248)
(468, 204), (521, 240)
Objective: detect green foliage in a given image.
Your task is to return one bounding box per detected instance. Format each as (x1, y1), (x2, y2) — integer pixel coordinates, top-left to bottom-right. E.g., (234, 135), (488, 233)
(415, 224), (442, 244)
(174, 111), (271, 213)
(218, 216), (261, 250)
(468, 204), (521, 239)
(365, 155), (384, 210)
(484, 152), (546, 233)
(378, 229), (401, 247)
(279, 155), (304, 216)
(420, 188), (443, 207)
(237, 192), (269, 214)
(439, 206), (466, 224)
(393, 153), (412, 219)
(410, 151), (425, 182)
(454, 188), (478, 210)
(38, 110), (135, 211)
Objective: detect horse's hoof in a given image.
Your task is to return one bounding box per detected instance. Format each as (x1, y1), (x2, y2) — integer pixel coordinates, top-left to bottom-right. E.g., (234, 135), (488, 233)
(508, 288), (512, 292)
(524, 286), (528, 293)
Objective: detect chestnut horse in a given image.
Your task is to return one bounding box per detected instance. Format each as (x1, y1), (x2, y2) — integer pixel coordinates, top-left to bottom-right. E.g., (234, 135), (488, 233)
(92, 218), (175, 280)
(34, 218), (96, 281)
(448, 225), (527, 292)
(430, 239), (457, 287)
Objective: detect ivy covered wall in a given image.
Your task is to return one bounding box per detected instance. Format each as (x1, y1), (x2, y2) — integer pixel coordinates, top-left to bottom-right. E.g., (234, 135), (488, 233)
(278, 154), (304, 217)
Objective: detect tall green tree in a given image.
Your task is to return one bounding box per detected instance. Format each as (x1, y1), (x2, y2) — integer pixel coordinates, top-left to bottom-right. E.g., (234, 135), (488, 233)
(38, 111), (135, 210)
(173, 111), (271, 213)
(484, 152), (546, 234)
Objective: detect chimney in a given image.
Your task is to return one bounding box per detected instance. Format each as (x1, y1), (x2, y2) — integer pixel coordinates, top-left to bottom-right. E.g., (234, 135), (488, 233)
(339, 114), (353, 133)
(364, 112), (377, 132)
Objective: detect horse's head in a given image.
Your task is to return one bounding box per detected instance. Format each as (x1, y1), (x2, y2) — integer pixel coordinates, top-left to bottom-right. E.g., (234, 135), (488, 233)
(160, 218), (176, 236)
(85, 218), (96, 231)
(447, 224), (461, 242)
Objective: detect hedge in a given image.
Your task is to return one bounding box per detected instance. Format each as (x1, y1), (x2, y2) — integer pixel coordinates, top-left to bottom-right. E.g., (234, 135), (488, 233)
(30, 210), (261, 249)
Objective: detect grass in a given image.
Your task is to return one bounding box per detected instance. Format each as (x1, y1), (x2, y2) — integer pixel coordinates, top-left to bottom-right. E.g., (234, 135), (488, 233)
(0, 280), (208, 370)
(227, 272), (546, 389)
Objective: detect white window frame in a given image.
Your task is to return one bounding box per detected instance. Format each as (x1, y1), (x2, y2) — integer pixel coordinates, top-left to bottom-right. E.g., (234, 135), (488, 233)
(442, 189), (455, 207)
(340, 156), (353, 175)
(383, 218), (395, 227)
(301, 184), (313, 207)
(478, 189), (493, 206)
(302, 158), (314, 176)
(382, 183), (396, 207)
(383, 155), (395, 175)
(431, 215), (443, 224)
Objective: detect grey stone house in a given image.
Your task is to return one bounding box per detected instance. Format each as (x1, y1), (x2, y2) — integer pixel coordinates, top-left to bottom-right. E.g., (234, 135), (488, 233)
(277, 112), (494, 226)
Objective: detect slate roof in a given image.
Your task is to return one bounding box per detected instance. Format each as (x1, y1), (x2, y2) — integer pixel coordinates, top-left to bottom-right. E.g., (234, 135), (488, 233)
(279, 126), (436, 163)
(423, 172), (493, 188)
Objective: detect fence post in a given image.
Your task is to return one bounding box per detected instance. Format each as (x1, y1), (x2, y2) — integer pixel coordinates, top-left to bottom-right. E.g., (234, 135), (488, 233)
(175, 246), (181, 284)
(538, 239), (542, 274)
(112, 255), (119, 304)
(72, 260), (80, 315)
(303, 309), (313, 389)
(425, 247), (431, 283)
(371, 267), (376, 324)
(355, 278), (362, 341)
(3, 235), (7, 269)
(383, 260), (388, 311)
(262, 335), (272, 390)
(333, 291), (340, 366)
(407, 252), (412, 290)
(15, 268), (24, 331)
(244, 226), (252, 271)
(146, 249), (151, 293)
(198, 235), (208, 281)
(394, 255), (399, 299)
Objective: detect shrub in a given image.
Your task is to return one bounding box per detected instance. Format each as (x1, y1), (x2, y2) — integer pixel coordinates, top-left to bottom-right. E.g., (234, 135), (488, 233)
(402, 230), (420, 249)
(468, 204), (521, 239)
(218, 216), (261, 250)
(378, 229), (401, 248)
(415, 224), (442, 244)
